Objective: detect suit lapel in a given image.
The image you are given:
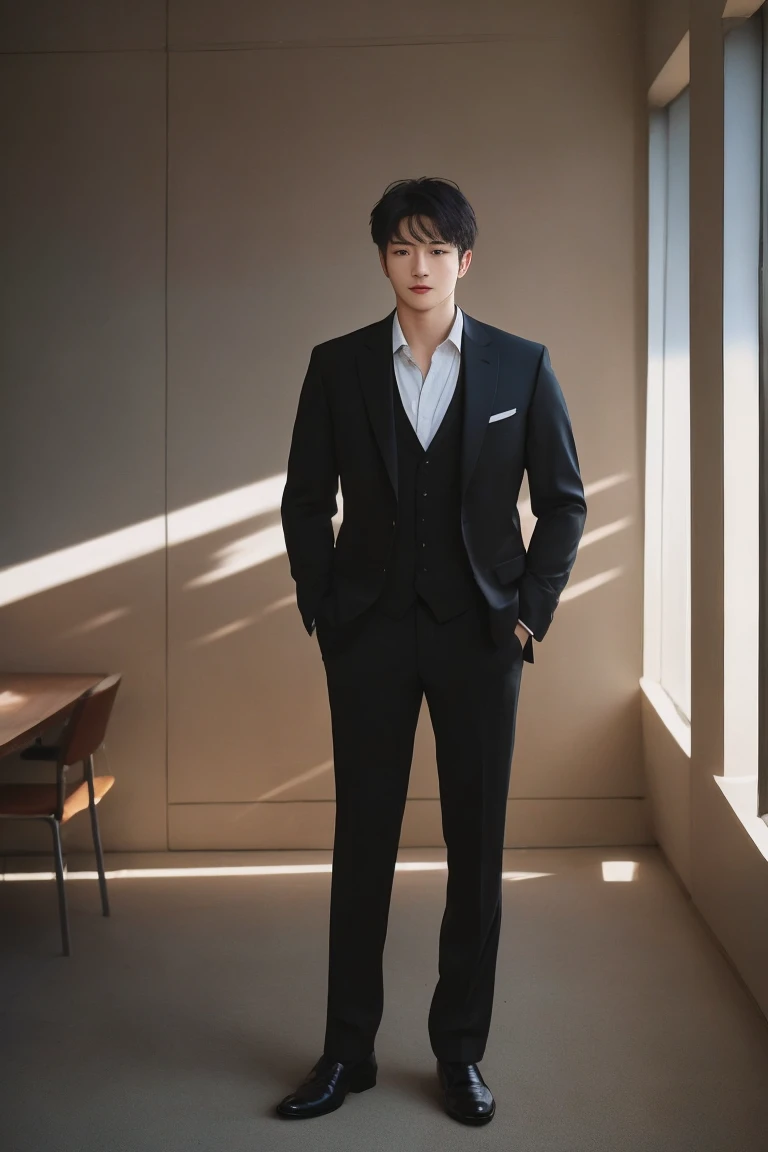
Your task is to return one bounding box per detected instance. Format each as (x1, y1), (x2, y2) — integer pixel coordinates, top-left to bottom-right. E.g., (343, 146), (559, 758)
(356, 306), (499, 504)
(356, 311), (399, 499)
(459, 311), (499, 499)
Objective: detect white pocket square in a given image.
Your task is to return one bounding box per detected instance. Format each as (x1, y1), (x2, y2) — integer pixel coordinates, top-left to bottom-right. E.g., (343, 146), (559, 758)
(488, 407), (517, 423)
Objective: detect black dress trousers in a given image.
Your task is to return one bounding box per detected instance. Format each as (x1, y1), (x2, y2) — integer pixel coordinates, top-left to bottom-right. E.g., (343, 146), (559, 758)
(314, 583), (525, 1064)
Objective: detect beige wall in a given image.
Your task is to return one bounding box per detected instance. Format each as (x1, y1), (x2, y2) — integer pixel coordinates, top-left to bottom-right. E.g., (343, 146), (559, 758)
(0, 23), (168, 854)
(642, 0), (768, 1019)
(645, 0), (690, 82)
(1, 0), (649, 853)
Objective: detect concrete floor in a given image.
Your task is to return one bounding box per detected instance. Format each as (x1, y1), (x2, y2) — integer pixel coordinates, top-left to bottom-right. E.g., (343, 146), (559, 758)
(2, 845), (768, 1151)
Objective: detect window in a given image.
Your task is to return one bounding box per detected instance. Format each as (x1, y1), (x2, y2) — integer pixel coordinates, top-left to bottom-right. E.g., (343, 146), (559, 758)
(719, 12), (763, 806)
(646, 87), (691, 723)
(734, 6), (768, 818)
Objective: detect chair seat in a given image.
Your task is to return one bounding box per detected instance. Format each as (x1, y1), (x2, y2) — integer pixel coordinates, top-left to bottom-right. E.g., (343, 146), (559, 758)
(0, 777), (115, 822)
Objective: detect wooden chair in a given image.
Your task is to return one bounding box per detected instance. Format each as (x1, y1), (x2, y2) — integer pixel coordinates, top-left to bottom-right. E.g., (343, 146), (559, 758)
(0, 673), (121, 956)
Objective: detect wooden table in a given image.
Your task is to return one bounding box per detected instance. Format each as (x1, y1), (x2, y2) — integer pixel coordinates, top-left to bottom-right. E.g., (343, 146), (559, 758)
(0, 673), (106, 759)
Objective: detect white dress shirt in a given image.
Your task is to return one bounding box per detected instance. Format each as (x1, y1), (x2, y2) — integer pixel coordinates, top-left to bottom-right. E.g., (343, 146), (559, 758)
(392, 302), (464, 451)
(392, 306), (533, 640)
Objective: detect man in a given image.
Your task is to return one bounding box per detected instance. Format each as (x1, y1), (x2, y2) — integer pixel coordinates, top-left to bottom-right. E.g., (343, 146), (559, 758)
(277, 177), (587, 1124)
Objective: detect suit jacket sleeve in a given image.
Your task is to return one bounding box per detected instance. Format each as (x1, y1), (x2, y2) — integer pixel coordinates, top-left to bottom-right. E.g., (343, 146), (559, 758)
(517, 345), (587, 644)
(280, 345), (339, 636)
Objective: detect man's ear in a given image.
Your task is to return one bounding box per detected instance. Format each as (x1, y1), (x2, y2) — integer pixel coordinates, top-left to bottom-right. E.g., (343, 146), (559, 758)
(379, 249), (389, 278)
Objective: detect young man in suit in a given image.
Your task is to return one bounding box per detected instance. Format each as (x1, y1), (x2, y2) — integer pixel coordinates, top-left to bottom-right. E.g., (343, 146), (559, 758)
(277, 177), (587, 1124)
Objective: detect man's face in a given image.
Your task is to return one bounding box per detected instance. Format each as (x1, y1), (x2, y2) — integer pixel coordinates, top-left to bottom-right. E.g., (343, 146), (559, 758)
(378, 215), (472, 312)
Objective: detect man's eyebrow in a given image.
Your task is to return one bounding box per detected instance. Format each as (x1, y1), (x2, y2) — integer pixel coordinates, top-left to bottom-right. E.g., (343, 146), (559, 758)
(390, 239), (452, 246)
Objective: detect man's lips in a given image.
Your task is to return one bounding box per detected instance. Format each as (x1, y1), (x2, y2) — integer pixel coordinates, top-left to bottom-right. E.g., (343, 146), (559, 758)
(409, 286), (431, 292)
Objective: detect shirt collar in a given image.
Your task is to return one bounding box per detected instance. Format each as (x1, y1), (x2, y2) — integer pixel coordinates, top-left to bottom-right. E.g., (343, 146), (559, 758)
(392, 304), (463, 357)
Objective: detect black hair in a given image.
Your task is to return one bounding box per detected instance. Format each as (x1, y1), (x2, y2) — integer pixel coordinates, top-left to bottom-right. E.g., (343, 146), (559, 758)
(369, 177), (478, 266)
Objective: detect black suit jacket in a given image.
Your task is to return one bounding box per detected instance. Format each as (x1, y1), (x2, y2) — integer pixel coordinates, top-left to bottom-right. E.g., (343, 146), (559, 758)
(280, 307), (587, 665)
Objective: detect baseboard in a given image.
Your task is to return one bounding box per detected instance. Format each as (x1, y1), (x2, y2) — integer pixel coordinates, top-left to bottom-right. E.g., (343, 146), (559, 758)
(164, 797), (651, 850)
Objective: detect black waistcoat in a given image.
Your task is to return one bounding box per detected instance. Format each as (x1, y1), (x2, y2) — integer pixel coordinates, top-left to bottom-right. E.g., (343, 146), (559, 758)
(376, 355), (480, 620)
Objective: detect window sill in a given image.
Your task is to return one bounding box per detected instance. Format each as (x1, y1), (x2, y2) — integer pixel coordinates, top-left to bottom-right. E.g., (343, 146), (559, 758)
(713, 774), (768, 862)
(640, 676), (691, 757)
(641, 677), (768, 863)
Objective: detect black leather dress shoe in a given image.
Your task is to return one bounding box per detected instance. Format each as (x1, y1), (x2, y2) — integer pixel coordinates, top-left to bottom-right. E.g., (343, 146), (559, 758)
(436, 1059), (496, 1125)
(275, 1052), (377, 1119)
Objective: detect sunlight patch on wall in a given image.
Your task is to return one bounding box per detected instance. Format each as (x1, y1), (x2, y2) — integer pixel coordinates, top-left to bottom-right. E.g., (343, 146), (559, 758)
(0, 467), (625, 609)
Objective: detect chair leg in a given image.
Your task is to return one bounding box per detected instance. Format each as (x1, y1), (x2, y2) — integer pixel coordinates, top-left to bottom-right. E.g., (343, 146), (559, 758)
(49, 818), (71, 957)
(85, 755), (110, 917)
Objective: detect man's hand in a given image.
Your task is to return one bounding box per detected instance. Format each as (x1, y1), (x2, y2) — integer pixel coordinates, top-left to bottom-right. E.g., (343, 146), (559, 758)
(514, 622), (530, 648)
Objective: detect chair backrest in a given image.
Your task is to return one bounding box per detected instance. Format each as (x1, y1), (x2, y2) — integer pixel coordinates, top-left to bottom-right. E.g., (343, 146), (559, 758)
(60, 673), (122, 765)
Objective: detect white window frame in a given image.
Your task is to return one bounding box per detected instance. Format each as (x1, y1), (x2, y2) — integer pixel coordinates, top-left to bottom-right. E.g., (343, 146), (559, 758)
(645, 88), (691, 726)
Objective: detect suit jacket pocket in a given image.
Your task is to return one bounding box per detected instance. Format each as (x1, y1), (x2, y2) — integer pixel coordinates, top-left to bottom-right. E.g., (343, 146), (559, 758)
(493, 552), (527, 585)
